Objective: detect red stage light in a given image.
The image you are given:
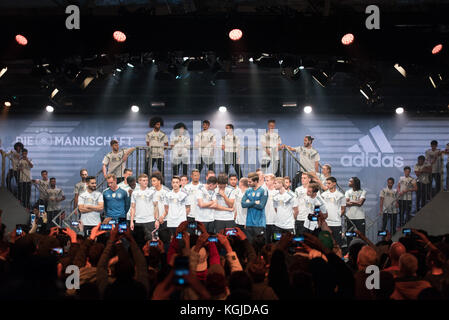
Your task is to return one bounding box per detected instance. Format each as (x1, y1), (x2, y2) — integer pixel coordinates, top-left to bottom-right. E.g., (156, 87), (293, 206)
(341, 33), (354, 46)
(15, 34), (28, 46)
(113, 31), (126, 43)
(229, 29), (243, 41)
(432, 44), (443, 55)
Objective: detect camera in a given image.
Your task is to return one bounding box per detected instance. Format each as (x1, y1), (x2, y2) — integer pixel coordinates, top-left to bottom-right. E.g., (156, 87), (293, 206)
(100, 224), (112, 230)
(39, 205), (45, 214)
(225, 228), (237, 236)
(273, 233), (282, 241)
(174, 256), (189, 286)
(150, 241), (159, 247)
(118, 222), (127, 234)
(30, 213), (36, 225)
(208, 236), (218, 242)
(378, 230), (387, 236)
(345, 231), (357, 237)
(402, 228), (412, 235)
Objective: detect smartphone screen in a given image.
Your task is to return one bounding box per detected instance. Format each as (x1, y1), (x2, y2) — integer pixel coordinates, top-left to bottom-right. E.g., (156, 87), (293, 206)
(174, 256), (190, 286)
(150, 241), (159, 247)
(39, 205), (45, 213)
(176, 232), (183, 240)
(402, 228), (411, 235)
(293, 235), (304, 242)
(345, 232), (357, 237)
(118, 223), (127, 234)
(30, 214), (36, 225)
(100, 224), (112, 230)
(378, 231), (387, 236)
(225, 228), (237, 236)
(16, 227), (23, 236)
(208, 236), (218, 242)
(273, 233), (282, 241)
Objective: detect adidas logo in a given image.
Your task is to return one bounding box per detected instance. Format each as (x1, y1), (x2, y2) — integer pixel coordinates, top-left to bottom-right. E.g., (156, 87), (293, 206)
(341, 125), (404, 168)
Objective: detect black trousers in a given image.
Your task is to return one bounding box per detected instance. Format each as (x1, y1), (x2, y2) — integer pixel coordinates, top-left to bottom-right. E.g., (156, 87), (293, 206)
(196, 159), (215, 175)
(133, 222), (156, 249)
(261, 160), (280, 177)
(172, 163), (188, 176)
(18, 182), (31, 209)
(224, 152), (243, 179)
(329, 226), (343, 248)
(6, 170), (19, 196)
(431, 173), (441, 196)
(265, 224), (274, 243)
(295, 221), (306, 236)
(416, 182), (431, 211)
(399, 200), (412, 227)
(345, 218), (365, 244)
(246, 226), (266, 244)
(214, 220), (236, 234)
(146, 158), (164, 178)
(382, 213), (398, 233)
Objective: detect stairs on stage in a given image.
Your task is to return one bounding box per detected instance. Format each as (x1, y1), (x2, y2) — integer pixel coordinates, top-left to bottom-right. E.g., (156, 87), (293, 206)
(393, 191), (449, 241)
(0, 187), (30, 234)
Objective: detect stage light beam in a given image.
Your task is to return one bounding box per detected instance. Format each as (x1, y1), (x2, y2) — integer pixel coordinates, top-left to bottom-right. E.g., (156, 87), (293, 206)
(131, 105), (139, 113)
(341, 33), (354, 46)
(304, 106), (312, 114)
(395, 107), (404, 114)
(113, 31), (126, 43)
(46, 105), (54, 113)
(394, 64), (407, 78)
(229, 29), (243, 41)
(219, 106), (227, 113)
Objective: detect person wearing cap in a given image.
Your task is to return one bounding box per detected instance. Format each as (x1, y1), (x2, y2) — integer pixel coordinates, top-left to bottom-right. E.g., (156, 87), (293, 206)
(283, 135), (320, 174)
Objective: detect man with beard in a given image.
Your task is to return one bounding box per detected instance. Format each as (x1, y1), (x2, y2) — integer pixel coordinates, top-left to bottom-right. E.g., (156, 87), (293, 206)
(78, 176), (104, 237)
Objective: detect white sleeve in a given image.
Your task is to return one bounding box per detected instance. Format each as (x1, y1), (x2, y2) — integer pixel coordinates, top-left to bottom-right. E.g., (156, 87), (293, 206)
(78, 194), (86, 205)
(361, 190), (367, 199)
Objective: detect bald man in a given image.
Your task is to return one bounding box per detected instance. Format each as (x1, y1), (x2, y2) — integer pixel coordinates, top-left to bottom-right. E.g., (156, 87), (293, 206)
(383, 242), (406, 278)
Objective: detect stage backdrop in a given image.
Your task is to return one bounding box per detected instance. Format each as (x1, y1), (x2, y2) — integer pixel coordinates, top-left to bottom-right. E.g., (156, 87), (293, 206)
(1, 114), (448, 238)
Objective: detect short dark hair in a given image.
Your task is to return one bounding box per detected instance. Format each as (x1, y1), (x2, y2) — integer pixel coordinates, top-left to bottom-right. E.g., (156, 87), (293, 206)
(110, 139), (118, 146)
(41, 170), (48, 175)
(172, 176), (181, 182)
(151, 171), (163, 182)
(248, 172), (259, 183)
(418, 155), (425, 161)
(174, 122), (187, 130)
(228, 173), (237, 179)
(326, 176), (337, 184)
(13, 142), (24, 150)
(50, 177), (56, 181)
(305, 135), (315, 142)
(207, 176), (218, 184)
(124, 168), (133, 174)
(22, 148), (28, 153)
(191, 169), (200, 175)
(431, 140), (438, 146)
(127, 176), (136, 184)
(404, 166), (411, 171)
(351, 177), (361, 191)
(202, 120), (210, 126)
(217, 175), (228, 185)
(226, 124), (234, 130)
(268, 119), (276, 124)
(180, 175), (188, 180)
(86, 176), (96, 183)
(387, 177), (395, 183)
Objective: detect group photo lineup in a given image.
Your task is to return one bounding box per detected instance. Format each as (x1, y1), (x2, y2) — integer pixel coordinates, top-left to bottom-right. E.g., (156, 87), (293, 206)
(1, 0), (449, 308)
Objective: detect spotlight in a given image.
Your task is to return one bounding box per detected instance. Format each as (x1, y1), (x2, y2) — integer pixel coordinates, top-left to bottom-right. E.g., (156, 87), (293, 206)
(432, 44), (443, 55)
(219, 106), (227, 113)
(50, 88), (59, 99)
(113, 31), (126, 42)
(360, 83), (374, 100)
(341, 33), (354, 46)
(249, 58), (254, 62)
(229, 29), (243, 41)
(395, 107), (404, 114)
(0, 67), (7, 78)
(131, 105), (139, 113)
(394, 63), (407, 78)
(299, 66), (305, 70)
(15, 34), (28, 46)
(4, 101), (11, 107)
(304, 106), (312, 114)
(116, 68), (122, 72)
(46, 105), (54, 113)
(127, 63), (134, 68)
(282, 102), (297, 108)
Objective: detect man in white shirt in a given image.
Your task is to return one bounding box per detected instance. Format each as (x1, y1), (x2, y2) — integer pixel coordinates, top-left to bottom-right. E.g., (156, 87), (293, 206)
(32, 170), (49, 208)
(222, 124), (243, 179)
(46, 177), (66, 227)
(414, 155), (432, 211)
(6, 142), (23, 196)
(303, 183), (327, 235)
(234, 177), (249, 230)
(117, 169), (133, 193)
(197, 176), (218, 233)
(180, 175), (189, 190)
(195, 120), (216, 174)
(345, 177), (367, 235)
(151, 171), (171, 244)
(102, 139), (135, 184)
(146, 117), (169, 180)
(170, 122), (190, 176)
(379, 177), (399, 234)
(78, 176), (104, 236)
(184, 169), (202, 222)
(213, 174), (237, 233)
(273, 177), (298, 234)
(321, 177), (346, 247)
(162, 176), (191, 238)
(130, 173), (159, 248)
(284, 135), (320, 174)
(18, 148), (33, 209)
(256, 168), (268, 191)
(73, 168), (88, 209)
(264, 174), (278, 242)
(228, 174), (238, 189)
(294, 173), (311, 236)
(397, 166), (417, 227)
(425, 140), (444, 196)
(260, 120), (282, 176)
(310, 164), (332, 192)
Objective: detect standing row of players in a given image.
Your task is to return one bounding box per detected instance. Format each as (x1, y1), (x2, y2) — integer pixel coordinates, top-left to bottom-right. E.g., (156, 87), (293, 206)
(75, 168), (373, 248)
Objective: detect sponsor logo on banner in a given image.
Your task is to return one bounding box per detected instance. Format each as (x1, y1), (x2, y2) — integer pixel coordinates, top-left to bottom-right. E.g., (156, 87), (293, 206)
(341, 125), (404, 168)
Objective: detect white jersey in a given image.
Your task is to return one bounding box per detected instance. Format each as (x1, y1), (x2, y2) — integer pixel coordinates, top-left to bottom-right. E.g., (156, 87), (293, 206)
(195, 130), (216, 162)
(103, 149), (130, 178)
(295, 146), (320, 173)
(234, 188), (248, 226)
(265, 189), (278, 225)
(154, 186), (170, 221)
(7, 150), (21, 170)
(184, 182), (203, 219)
(261, 131), (282, 161)
(35, 179), (50, 200)
(146, 130), (168, 159)
(345, 189), (367, 220)
(398, 176), (416, 201)
(170, 134), (190, 164)
(303, 194), (327, 231)
(294, 185), (308, 221)
(196, 186), (216, 223)
(78, 191), (103, 226)
(164, 190), (190, 228)
(46, 187), (64, 211)
(321, 190), (345, 227)
(380, 187), (398, 214)
(131, 187), (158, 223)
(273, 190), (297, 230)
(214, 186), (237, 221)
(425, 148), (442, 173)
(222, 133), (241, 164)
(18, 158), (33, 182)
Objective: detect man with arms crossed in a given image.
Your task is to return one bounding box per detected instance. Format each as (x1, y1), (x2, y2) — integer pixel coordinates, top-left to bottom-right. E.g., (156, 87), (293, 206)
(294, 173), (312, 236)
(273, 177), (298, 235)
(184, 169), (202, 222)
(397, 166), (417, 227)
(130, 173), (158, 248)
(260, 120), (282, 177)
(264, 174), (278, 243)
(146, 117), (169, 179)
(197, 176), (218, 234)
(152, 171), (171, 244)
(222, 124), (243, 179)
(379, 177), (399, 234)
(242, 172), (268, 243)
(195, 120), (216, 174)
(321, 177), (346, 247)
(213, 174), (237, 232)
(78, 176), (104, 237)
(103, 174), (130, 220)
(46, 177), (66, 227)
(162, 176), (191, 238)
(234, 177), (249, 231)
